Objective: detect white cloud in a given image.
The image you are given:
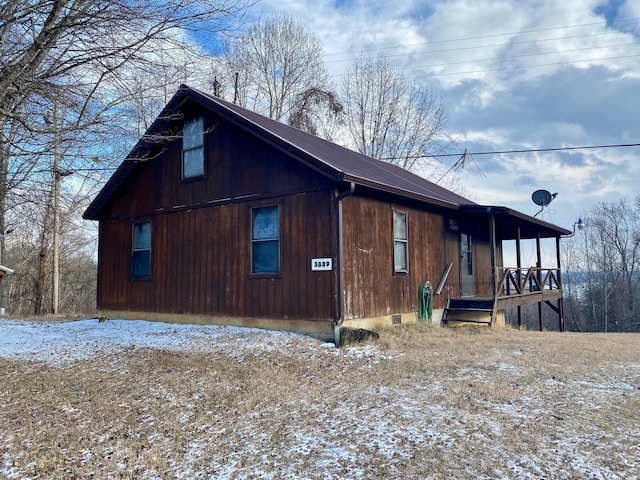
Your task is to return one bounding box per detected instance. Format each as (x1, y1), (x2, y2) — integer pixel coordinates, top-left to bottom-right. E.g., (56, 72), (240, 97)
(242, 0), (640, 230)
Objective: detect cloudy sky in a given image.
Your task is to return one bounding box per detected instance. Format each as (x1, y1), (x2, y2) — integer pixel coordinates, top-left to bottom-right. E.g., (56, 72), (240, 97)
(241, 0), (639, 235)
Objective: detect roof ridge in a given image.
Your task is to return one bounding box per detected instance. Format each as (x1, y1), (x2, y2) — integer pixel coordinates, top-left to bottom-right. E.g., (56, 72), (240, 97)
(185, 85), (476, 208)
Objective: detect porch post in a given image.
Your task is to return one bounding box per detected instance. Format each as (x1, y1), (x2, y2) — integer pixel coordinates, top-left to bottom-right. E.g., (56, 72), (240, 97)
(488, 212), (498, 326)
(536, 233), (543, 331)
(489, 212), (497, 298)
(516, 226), (522, 329)
(556, 234), (564, 332)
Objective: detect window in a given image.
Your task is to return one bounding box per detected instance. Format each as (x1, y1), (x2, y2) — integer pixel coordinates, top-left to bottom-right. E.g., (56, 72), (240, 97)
(393, 210), (408, 273)
(182, 117), (204, 179)
(461, 233), (473, 275)
(132, 222), (151, 278)
(251, 205), (279, 274)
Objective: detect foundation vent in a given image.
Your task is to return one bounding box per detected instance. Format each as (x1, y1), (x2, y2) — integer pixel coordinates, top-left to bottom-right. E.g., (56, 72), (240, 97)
(392, 314), (402, 325)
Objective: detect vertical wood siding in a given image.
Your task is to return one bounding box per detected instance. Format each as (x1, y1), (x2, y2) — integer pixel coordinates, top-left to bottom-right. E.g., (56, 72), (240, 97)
(472, 238), (494, 297)
(105, 103), (331, 219)
(341, 194), (463, 319)
(94, 98), (499, 324)
(96, 100), (336, 321)
(97, 190), (336, 320)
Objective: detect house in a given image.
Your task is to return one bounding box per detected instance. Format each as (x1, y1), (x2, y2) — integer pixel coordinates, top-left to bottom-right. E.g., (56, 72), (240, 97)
(83, 85), (572, 343)
(0, 264), (14, 315)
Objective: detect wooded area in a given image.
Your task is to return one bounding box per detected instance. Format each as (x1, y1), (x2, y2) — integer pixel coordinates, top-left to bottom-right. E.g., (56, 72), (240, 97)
(0, 0), (253, 315)
(560, 196), (640, 332)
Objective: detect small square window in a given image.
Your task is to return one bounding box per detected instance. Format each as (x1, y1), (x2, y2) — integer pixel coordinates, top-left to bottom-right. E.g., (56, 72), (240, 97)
(252, 205), (279, 274)
(182, 117), (204, 179)
(132, 222), (151, 278)
(393, 210), (408, 273)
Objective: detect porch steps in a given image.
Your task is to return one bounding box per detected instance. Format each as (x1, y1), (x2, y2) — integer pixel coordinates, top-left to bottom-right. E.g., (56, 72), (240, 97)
(442, 298), (495, 326)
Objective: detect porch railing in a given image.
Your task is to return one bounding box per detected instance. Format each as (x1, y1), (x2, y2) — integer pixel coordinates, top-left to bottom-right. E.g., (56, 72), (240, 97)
(495, 267), (562, 298)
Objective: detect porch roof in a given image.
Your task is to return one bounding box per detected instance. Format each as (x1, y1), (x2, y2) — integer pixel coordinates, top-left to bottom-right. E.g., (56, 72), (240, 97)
(460, 206), (572, 239)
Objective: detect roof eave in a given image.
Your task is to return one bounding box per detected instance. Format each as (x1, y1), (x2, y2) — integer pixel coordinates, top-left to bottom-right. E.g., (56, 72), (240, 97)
(460, 205), (573, 237)
(83, 159), (139, 220)
(343, 174), (464, 210)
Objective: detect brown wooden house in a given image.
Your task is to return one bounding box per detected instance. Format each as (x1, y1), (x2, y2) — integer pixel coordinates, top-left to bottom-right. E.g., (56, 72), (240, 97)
(84, 85), (572, 343)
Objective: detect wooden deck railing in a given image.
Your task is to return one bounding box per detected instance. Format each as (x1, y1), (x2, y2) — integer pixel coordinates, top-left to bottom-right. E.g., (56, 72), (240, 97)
(495, 267), (562, 298)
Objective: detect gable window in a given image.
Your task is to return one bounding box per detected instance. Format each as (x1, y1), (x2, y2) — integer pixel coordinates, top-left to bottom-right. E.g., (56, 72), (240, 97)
(182, 117), (204, 179)
(393, 210), (408, 273)
(251, 205), (279, 274)
(132, 222), (151, 278)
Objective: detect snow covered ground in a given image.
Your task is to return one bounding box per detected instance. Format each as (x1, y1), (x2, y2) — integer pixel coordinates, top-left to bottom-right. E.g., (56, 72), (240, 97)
(0, 318), (327, 365)
(1, 318), (639, 479)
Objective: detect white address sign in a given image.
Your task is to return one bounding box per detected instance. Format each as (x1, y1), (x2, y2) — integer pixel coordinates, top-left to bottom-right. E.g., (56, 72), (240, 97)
(311, 258), (333, 271)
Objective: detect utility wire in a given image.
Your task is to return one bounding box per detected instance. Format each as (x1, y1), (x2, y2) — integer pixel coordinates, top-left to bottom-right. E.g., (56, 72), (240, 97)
(330, 44), (640, 79)
(322, 17), (640, 79)
(325, 28), (640, 64)
(324, 17), (640, 58)
(380, 143), (640, 160)
(410, 53), (640, 79)
(20, 143), (640, 175)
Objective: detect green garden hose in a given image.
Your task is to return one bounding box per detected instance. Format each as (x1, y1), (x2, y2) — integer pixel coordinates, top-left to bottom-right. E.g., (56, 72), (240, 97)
(418, 282), (433, 324)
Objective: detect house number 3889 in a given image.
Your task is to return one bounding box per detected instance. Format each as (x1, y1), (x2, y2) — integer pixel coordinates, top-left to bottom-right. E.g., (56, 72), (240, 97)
(311, 258), (332, 271)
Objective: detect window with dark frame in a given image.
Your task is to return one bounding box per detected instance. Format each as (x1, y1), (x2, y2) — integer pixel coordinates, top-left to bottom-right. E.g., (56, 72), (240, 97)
(182, 117), (204, 179)
(393, 210), (408, 273)
(251, 205), (279, 274)
(132, 222), (151, 278)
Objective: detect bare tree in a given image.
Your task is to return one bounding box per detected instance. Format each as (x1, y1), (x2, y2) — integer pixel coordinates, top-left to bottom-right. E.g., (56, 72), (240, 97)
(0, 0), (253, 197)
(288, 87), (344, 140)
(0, 0), (251, 120)
(225, 14), (330, 121)
(0, 0), (253, 314)
(586, 198), (640, 331)
(561, 196), (640, 332)
(341, 54), (451, 173)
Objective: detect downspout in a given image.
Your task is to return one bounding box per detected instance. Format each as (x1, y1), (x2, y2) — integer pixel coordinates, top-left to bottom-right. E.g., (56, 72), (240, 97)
(334, 181), (355, 345)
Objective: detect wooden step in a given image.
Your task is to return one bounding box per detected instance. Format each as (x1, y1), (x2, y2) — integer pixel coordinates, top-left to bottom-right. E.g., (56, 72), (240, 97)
(448, 298), (494, 310)
(443, 298), (494, 326)
(443, 318), (491, 325)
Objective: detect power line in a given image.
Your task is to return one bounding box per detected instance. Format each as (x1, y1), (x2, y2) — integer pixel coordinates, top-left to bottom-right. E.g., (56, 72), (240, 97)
(410, 53), (640, 79)
(24, 143), (640, 175)
(380, 143), (640, 160)
(413, 41), (637, 68)
(330, 43), (640, 79)
(322, 19), (640, 79)
(324, 17), (640, 58)
(325, 27), (640, 65)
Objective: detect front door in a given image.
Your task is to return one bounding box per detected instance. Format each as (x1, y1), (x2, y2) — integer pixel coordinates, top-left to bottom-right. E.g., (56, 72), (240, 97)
(460, 233), (474, 297)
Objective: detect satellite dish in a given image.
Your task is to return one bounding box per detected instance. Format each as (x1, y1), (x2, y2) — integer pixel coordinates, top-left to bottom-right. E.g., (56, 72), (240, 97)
(532, 189), (552, 206)
(532, 190), (558, 217)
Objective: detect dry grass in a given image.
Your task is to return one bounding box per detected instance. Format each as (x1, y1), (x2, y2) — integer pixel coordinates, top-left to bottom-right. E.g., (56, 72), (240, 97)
(1, 324), (640, 479)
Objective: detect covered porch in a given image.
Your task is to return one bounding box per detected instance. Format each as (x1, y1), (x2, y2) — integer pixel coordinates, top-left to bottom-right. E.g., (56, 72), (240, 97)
(443, 206), (572, 330)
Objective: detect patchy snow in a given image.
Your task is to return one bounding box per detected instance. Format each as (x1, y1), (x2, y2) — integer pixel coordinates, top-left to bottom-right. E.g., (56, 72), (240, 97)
(0, 318), (320, 365)
(1, 318), (639, 479)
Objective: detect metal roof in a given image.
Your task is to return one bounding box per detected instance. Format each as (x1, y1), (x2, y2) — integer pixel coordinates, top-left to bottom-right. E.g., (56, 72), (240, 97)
(187, 86), (476, 209)
(83, 85), (571, 237)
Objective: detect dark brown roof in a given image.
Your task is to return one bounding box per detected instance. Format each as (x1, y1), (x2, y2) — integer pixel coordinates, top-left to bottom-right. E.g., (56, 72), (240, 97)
(187, 86), (476, 208)
(83, 85), (571, 237)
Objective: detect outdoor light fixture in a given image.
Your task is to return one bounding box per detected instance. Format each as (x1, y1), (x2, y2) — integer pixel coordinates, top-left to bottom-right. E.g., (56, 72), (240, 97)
(566, 218), (586, 237)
